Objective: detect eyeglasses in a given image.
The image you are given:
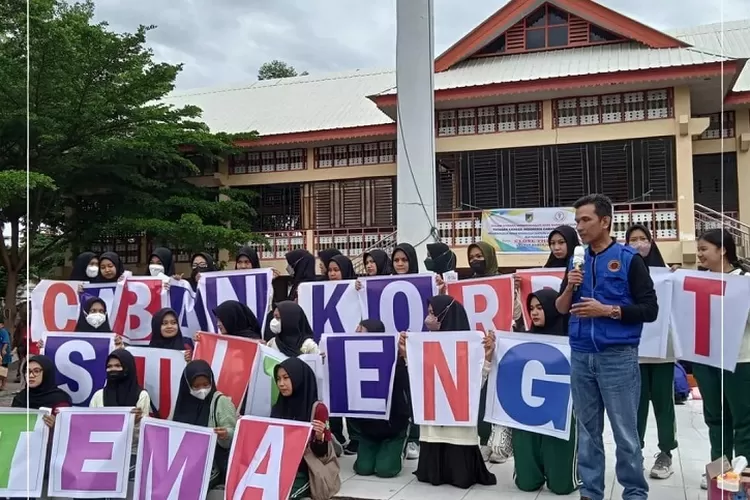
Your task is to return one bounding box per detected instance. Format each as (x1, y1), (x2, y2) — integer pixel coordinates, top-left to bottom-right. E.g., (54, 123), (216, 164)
(28, 368), (43, 376)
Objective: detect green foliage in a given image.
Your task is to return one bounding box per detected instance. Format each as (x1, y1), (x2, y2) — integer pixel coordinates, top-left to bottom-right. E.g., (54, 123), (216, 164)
(0, 0), (262, 322)
(257, 59), (308, 80)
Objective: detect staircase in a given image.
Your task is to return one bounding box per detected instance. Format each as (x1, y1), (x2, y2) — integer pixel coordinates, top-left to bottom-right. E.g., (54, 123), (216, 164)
(694, 203), (750, 260)
(352, 230), (398, 275)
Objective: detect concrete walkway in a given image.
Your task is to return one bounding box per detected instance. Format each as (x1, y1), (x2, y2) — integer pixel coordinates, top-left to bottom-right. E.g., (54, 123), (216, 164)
(335, 401), (710, 500)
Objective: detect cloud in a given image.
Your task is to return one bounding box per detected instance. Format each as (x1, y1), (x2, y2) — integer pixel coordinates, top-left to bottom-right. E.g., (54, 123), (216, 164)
(92, 0), (748, 90)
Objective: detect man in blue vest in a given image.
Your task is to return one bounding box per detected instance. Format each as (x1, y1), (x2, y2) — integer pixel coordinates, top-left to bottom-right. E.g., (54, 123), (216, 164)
(556, 194), (658, 500)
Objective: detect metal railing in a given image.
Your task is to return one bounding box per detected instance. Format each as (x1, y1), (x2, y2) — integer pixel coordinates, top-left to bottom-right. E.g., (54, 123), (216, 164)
(694, 204), (749, 260)
(350, 230), (398, 275)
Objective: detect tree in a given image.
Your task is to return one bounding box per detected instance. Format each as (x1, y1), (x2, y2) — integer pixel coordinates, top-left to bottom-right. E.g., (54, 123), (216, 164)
(0, 0), (263, 331)
(257, 59), (308, 80)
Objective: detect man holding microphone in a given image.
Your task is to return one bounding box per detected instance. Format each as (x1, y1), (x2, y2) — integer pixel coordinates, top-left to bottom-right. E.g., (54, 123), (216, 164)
(556, 194), (658, 500)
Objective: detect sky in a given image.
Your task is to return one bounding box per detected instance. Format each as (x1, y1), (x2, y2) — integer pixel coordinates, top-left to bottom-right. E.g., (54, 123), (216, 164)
(92, 0), (749, 91)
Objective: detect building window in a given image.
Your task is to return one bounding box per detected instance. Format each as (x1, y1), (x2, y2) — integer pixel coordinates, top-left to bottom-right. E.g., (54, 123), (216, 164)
(229, 149), (306, 174)
(92, 236), (142, 264)
(314, 141), (397, 168)
(698, 111), (736, 139)
(553, 89), (673, 128)
(524, 5), (569, 50)
(436, 102), (542, 137)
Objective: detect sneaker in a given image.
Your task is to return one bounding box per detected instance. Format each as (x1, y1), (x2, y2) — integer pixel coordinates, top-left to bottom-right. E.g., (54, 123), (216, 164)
(700, 473), (708, 490)
(649, 452), (674, 479)
(343, 441), (359, 455)
(489, 451), (507, 464)
(405, 442), (420, 460)
(480, 445), (491, 462)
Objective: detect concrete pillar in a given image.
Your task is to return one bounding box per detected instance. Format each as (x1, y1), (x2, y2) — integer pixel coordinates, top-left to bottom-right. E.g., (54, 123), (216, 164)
(395, 0), (438, 265)
(735, 107), (750, 226)
(672, 86), (697, 262)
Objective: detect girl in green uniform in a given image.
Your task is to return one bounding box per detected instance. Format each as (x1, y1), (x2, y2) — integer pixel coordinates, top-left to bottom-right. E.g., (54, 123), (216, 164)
(512, 288), (580, 495)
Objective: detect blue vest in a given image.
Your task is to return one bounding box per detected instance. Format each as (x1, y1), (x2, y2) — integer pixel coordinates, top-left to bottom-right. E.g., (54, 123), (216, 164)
(567, 242), (643, 353)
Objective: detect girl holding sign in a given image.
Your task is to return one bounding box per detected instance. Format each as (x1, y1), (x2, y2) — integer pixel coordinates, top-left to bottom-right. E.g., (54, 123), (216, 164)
(351, 319), (411, 478)
(12, 355), (71, 427)
(173, 360), (237, 489)
(512, 289), (580, 495)
(626, 224), (678, 480)
(413, 295), (497, 489)
(693, 229), (750, 489)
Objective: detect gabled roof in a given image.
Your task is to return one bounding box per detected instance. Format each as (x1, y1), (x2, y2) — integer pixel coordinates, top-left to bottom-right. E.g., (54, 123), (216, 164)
(434, 0), (689, 72)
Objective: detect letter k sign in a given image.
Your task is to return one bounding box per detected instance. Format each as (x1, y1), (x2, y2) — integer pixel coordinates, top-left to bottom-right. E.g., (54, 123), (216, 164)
(225, 417), (313, 500)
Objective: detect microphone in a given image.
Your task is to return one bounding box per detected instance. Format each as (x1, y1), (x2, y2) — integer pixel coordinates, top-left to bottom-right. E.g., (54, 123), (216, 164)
(572, 246), (585, 291)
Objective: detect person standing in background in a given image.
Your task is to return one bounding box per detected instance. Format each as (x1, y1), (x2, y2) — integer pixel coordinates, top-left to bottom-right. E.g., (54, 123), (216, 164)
(0, 319), (11, 390)
(556, 194), (658, 500)
(626, 223), (678, 480)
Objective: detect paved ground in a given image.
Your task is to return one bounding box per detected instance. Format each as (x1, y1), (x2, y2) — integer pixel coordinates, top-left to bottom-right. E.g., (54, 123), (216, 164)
(335, 400), (711, 500)
(2, 364), (711, 500)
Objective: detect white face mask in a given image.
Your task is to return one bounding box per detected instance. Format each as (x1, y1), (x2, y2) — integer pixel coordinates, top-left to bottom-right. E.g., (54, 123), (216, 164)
(190, 388), (211, 400)
(269, 318), (282, 334)
(85, 265), (99, 279)
(149, 264), (165, 277)
(86, 312), (107, 328)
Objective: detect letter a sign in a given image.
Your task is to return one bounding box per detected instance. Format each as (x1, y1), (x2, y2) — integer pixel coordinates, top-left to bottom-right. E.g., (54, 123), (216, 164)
(225, 416), (313, 500)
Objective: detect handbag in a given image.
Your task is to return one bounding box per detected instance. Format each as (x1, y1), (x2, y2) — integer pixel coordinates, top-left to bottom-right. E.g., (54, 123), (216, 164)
(303, 402), (341, 500)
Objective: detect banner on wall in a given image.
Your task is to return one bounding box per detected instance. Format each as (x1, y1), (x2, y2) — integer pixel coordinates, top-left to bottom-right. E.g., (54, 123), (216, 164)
(128, 346), (187, 419)
(485, 333), (573, 440)
(298, 280), (361, 340)
(197, 269), (273, 333)
(481, 207), (576, 253)
(670, 269), (750, 371)
(43, 332), (114, 406)
(445, 275), (514, 332)
(405, 331), (485, 427)
(321, 333), (398, 419)
(132, 418), (217, 500)
(193, 332), (260, 408)
(224, 416), (313, 500)
(358, 274), (437, 333)
(49, 407), (136, 499)
(0, 408), (51, 498)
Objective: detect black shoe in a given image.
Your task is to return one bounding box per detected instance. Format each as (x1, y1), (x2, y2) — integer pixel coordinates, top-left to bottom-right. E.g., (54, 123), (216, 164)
(343, 441), (359, 455)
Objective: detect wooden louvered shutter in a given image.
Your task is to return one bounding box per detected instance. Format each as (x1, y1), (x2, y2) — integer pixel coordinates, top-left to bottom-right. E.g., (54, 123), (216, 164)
(436, 154), (459, 212)
(596, 140), (631, 203)
(552, 144), (588, 206)
(371, 178), (395, 227)
(469, 150), (501, 209)
(510, 147), (544, 208)
(314, 183), (334, 229)
(341, 181), (364, 227)
(639, 137), (674, 201)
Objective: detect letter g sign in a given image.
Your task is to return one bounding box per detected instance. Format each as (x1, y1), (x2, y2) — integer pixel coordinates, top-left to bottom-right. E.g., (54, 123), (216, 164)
(496, 342), (571, 431)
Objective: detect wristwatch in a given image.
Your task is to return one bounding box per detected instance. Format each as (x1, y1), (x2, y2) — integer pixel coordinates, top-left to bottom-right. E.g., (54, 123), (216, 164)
(609, 306), (622, 320)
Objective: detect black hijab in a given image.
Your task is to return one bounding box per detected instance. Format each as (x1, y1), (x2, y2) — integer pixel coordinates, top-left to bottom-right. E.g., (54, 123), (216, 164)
(318, 249), (342, 280)
(12, 355), (72, 409)
(188, 252), (217, 290)
(328, 254), (356, 280)
(150, 247), (175, 276)
(74, 297), (112, 332)
(70, 252), (97, 281)
(426, 242), (457, 274)
(172, 360), (217, 427)
(285, 249), (316, 301)
(625, 224), (666, 267)
(149, 308), (186, 350)
(544, 225), (579, 268)
(359, 319), (386, 332)
(236, 245), (261, 269)
(95, 252), (125, 283)
(214, 300), (262, 339)
(270, 357), (318, 422)
(527, 288), (566, 335)
(429, 295), (471, 331)
(391, 243), (419, 274)
(363, 249), (393, 275)
(103, 350), (143, 407)
(274, 301), (315, 357)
